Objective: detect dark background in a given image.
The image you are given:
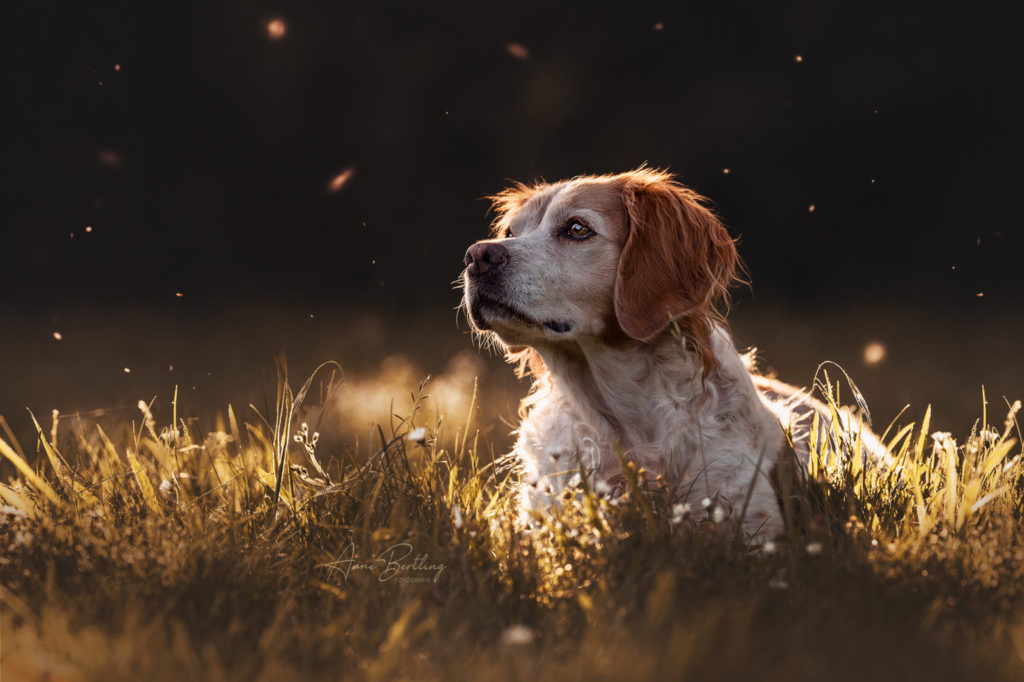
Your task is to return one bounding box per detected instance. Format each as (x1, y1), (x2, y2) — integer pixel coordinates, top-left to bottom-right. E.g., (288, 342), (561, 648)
(2, 1), (1021, 444)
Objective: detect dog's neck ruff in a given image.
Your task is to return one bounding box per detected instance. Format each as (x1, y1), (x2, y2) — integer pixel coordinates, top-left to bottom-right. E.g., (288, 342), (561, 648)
(530, 327), (709, 449)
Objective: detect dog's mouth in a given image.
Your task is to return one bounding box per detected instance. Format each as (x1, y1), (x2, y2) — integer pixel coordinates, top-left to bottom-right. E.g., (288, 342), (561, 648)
(469, 293), (572, 335)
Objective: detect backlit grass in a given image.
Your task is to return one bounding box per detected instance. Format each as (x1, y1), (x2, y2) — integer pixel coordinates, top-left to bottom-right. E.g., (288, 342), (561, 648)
(2, 363), (1023, 681)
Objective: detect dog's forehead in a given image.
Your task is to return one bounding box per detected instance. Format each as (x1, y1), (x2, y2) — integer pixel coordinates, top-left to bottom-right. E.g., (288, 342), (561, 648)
(507, 185), (557, 234)
(509, 178), (625, 234)
(554, 179), (626, 217)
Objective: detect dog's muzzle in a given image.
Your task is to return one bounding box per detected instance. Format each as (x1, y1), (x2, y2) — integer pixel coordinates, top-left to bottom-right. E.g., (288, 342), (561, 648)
(463, 240), (573, 335)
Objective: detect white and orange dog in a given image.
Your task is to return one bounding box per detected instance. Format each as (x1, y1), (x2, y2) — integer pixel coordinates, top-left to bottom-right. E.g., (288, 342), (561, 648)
(461, 167), (880, 539)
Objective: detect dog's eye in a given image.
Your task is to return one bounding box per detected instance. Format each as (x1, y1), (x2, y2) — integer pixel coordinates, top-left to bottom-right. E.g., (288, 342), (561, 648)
(564, 221), (594, 240)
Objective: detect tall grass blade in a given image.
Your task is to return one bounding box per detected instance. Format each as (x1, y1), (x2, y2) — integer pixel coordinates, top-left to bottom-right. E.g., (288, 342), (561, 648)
(0, 435), (60, 505)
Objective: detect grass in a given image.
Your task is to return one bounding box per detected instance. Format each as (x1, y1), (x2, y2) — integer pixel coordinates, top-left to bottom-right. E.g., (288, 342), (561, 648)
(2, 361), (1024, 682)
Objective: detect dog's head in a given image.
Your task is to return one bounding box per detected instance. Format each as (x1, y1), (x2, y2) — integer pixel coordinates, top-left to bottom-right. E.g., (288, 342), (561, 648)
(461, 167), (740, 372)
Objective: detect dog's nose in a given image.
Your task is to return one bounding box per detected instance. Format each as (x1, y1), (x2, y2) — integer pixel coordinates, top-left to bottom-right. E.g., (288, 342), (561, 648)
(464, 242), (509, 276)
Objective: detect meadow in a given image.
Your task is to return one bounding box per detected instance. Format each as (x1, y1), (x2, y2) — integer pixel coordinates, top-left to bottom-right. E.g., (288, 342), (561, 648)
(2, 303), (1024, 681)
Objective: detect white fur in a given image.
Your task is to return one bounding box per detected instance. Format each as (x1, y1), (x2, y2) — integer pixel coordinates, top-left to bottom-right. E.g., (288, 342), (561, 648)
(462, 171), (886, 540)
(513, 326), (787, 537)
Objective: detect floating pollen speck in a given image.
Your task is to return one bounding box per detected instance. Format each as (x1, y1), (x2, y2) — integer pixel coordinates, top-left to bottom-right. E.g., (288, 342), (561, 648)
(97, 150), (122, 167)
(808, 204), (816, 213)
(794, 54), (803, 63)
(653, 22), (664, 31)
(977, 292), (984, 298)
(85, 225), (93, 233)
(722, 168), (730, 174)
(114, 64), (122, 71)
(863, 341), (886, 366)
(267, 19), (286, 39)
(176, 292), (184, 298)
(328, 168), (355, 193)
(53, 332), (63, 341)
(505, 42), (529, 60)
(124, 367), (131, 374)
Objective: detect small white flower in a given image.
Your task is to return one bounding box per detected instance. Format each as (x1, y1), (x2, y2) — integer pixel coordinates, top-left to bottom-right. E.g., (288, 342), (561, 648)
(595, 480), (612, 496)
(452, 504), (464, 530)
(158, 479), (175, 501)
(11, 530), (33, 548)
(0, 505), (27, 518)
(701, 497), (712, 509)
(500, 624), (534, 646)
(805, 541), (823, 556)
(670, 502), (691, 525)
(407, 427), (427, 443)
(568, 473), (582, 488)
(712, 507), (726, 524)
(763, 540), (777, 554)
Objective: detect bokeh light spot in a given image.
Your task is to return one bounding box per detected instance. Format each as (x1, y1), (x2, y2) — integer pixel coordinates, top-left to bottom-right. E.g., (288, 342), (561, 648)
(267, 19), (286, 39)
(863, 341), (886, 366)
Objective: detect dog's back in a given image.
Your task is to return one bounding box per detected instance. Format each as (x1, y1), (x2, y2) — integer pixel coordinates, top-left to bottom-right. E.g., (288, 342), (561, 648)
(751, 373), (890, 470)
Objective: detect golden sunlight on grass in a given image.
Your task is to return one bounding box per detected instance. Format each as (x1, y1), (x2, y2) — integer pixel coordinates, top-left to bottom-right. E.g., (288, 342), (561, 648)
(312, 351), (484, 434)
(1, 360), (1023, 681)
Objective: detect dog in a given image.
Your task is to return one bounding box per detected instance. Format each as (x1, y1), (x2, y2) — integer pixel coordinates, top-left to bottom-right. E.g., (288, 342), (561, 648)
(461, 167), (883, 539)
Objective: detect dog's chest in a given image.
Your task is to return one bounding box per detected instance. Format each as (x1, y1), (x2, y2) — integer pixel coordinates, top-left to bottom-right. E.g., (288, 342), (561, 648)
(511, 364), (785, 506)
(512, 384), (714, 491)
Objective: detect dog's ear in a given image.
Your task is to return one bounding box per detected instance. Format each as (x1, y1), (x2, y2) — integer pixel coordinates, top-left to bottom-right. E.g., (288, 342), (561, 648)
(614, 172), (739, 341)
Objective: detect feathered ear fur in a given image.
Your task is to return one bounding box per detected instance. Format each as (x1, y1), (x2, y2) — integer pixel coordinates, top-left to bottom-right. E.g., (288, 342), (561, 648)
(613, 169), (740, 370)
(487, 182), (537, 238)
